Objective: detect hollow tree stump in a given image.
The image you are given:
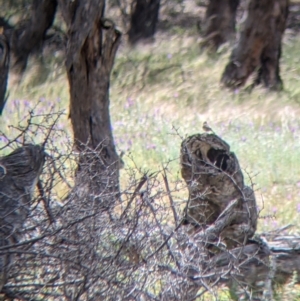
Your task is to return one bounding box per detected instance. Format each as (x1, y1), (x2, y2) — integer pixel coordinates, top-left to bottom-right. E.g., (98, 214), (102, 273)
(180, 133), (258, 249)
(179, 133), (300, 300)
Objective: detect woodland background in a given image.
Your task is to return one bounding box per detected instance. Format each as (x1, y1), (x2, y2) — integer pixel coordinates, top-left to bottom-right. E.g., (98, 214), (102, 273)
(1, 0), (300, 300)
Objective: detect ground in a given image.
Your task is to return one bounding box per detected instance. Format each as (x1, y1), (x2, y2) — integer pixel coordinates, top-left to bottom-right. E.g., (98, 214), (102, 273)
(1, 1), (300, 299)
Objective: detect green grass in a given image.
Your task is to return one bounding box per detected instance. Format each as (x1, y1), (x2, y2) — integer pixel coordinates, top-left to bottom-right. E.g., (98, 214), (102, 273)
(0, 5), (300, 299)
(2, 27), (300, 300)
(3, 32), (300, 234)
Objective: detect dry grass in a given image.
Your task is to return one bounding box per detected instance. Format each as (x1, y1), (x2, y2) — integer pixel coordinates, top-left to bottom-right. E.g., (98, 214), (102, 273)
(2, 3), (300, 298)
(3, 30), (300, 235)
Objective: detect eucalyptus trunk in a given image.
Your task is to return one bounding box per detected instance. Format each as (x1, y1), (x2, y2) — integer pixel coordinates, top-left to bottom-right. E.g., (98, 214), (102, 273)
(58, 0), (121, 198)
(221, 0), (289, 90)
(128, 0), (160, 44)
(201, 0), (239, 51)
(11, 0), (57, 74)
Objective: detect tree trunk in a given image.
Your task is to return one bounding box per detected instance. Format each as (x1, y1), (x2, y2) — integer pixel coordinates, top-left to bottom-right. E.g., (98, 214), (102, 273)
(201, 0), (239, 51)
(58, 0), (121, 198)
(0, 32), (9, 115)
(221, 0), (289, 91)
(179, 133), (261, 299)
(128, 0), (160, 45)
(11, 0), (57, 74)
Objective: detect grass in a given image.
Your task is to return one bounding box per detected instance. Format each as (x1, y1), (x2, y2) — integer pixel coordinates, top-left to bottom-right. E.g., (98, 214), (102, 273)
(111, 34), (300, 234)
(2, 30), (300, 232)
(0, 1), (300, 300)
(2, 18), (300, 300)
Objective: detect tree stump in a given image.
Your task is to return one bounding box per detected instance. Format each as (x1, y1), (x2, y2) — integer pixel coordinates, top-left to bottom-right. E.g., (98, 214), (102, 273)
(180, 133), (258, 249)
(179, 133), (300, 300)
(221, 0), (289, 91)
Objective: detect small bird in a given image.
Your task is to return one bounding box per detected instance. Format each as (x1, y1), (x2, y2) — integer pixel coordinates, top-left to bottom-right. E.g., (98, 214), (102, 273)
(202, 121), (215, 134)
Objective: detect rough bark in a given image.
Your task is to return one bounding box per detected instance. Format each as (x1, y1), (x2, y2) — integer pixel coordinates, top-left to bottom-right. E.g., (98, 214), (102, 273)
(201, 234), (300, 300)
(58, 0), (121, 198)
(0, 33), (9, 115)
(221, 0), (289, 91)
(180, 133), (257, 249)
(201, 0), (239, 51)
(11, 0), (57, 74)
(128, 0), (160, 45)
(180, 133), (259, 299)
(179, 133), (300, 300)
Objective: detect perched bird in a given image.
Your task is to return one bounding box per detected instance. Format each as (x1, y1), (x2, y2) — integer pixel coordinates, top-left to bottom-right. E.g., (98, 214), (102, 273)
(0, 144), (46, 291)
(202, 121), (215, 134)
